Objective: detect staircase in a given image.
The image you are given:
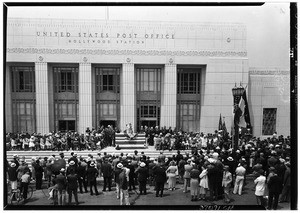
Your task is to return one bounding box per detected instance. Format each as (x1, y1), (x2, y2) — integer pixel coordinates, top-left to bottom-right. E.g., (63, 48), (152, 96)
(115, 133), (146, 149)
(6, 147), (186, 169)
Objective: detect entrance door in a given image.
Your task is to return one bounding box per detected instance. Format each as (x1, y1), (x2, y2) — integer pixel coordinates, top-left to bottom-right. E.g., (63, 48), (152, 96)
(100, 120), (116, 128)
(141, 120), (157, 129)
(59, 120), (76, 132)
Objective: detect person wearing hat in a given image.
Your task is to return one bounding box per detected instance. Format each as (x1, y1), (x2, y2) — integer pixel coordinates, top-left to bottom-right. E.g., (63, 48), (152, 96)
(101, 158), (113, 192)
(86, 162), (99, 196)
(66, 161), (77, 176)
(52, 168), (67, 205)
(254, 170), (266, 207)
(183, 159), (193, 193)
(135, 162), (149, 195)
(119, 165), (130, 205)
(66, 168), (79, 205)
(233, 163), (246, 196)
(8, 162), (18, 193)
(222, 165), (232, 203)
(68, 152), (78, 168)
(166, 161), (178, 191)
(115, 163), (124, 199)
(153, 161), (167, 197)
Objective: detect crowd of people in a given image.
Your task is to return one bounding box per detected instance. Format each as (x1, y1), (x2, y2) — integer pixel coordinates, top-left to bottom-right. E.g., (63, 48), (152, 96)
(6, 126), (116, 151)
(6, 130), (291, 208)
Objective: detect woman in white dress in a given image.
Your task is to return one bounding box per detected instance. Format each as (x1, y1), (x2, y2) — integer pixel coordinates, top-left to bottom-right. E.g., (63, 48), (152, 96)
(199, 165), (209, 200)
(166, 160), (178, 190)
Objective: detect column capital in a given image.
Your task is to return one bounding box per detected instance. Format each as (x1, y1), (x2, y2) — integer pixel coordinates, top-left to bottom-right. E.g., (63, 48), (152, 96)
(79, 57), (91, 65)
(166, 58), (176, 67)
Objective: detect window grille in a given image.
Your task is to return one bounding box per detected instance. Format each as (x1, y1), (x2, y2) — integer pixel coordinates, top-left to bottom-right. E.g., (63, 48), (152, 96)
(95, 67), (120, 93)
(11, 66), (35, 92)
(262, 108), (277, 135)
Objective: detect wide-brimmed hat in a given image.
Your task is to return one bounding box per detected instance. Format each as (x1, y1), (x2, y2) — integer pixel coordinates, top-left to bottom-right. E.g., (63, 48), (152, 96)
(90, 162), (95, 167)
(117, 163), (123, 169)
(69, 161), (75, 166)
(140, 162), (146, 167)
(10, 163), (16, 167)
(60, 168), (65, 172)
(13, 154), (18, 158)
(227, 157), (234, 161)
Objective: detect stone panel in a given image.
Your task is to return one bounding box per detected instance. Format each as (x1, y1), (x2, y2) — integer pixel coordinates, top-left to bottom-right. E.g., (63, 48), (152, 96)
(79, 62), (93, 133)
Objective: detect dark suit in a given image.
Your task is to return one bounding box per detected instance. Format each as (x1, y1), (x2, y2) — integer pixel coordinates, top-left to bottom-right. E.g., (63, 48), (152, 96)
(102, 162), (113, 191)
(86, 167), (99, 195)
(54, 173), (67, 205)
(67, 173), (79, 205)
(268, 174), (283, 210)
(153, 165), (167, 197)
(135, 167), (149, 194)
(77, 165), (88, 193)
(34, 163), (44, 189)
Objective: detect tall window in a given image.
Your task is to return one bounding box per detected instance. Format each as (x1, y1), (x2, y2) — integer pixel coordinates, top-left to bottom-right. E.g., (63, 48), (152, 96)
(137, 68), (161, 92)
(12, 100), (36, 132)
(262, 108), (277, 135)
(97, 102), (119, 117)
(177, 69), (201, 94)
(177, 67), (202, 132)
(55, 101), (79, 118)
(53, 67), (78, 93)
(95, 67), (120, 93)
(11, 66), (35, 92)
(177, 102), (200, 132)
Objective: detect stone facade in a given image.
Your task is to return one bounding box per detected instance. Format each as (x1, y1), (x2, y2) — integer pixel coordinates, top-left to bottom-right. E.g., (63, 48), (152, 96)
(5, 18), (290, 137)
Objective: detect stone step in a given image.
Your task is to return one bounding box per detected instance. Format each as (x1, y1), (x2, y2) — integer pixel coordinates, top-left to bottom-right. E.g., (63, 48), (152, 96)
(115, 140), (145, 144)
(117, 144), (147, 149)
(115, 137), (146, 140)
(6, 147), (191, 168)
(116, 133), (146, 137)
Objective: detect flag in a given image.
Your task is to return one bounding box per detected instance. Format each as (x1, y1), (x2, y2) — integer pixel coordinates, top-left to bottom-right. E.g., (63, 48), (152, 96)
(222, 118), (227, 135)
(238, 90), (251, 128)
(218, 114), (222, 130)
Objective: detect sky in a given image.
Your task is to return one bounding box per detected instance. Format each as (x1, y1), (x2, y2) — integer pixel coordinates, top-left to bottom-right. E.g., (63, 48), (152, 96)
(6, 3), (291, 68)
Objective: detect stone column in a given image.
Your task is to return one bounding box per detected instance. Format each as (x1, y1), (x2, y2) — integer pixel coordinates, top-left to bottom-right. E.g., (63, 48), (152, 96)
(35, 61), (50, 134)
(78, 61), (93, 134)
(5, 65), (12, 133)
(120, 61), (136, 132)
(160, 62), (177, 129)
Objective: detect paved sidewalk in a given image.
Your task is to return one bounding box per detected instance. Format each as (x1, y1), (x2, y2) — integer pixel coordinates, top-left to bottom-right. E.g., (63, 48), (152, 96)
(5, 177), (290, 210)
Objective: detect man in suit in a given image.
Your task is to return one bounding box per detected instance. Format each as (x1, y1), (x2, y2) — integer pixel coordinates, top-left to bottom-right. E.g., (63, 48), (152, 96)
(118, 164), (130, 205)
(67, 168), (79, 205)
(135, 162), (149, 195)
(267, 169), (283, 210)
(86, 162), (99, 196)
(153, 161), (167, 197)
(77, 161), (88, 193)
(102, 158), (113, 191)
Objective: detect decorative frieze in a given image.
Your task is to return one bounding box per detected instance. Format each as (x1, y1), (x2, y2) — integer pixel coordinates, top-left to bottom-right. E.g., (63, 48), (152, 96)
(249, 67), (289, 75)
(7, 48), (247, 57)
